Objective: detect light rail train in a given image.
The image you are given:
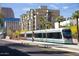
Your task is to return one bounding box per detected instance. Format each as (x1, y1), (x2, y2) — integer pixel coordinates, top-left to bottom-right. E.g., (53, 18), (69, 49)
(20, 28), (73, 44)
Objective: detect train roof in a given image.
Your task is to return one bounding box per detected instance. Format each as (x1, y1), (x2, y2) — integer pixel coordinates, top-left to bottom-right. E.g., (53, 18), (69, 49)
(20, 28), (70, 34)
(25, 28), (70, 33)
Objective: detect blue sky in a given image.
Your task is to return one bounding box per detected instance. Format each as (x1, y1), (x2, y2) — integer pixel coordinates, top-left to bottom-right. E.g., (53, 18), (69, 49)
(1, 3), (79, 18)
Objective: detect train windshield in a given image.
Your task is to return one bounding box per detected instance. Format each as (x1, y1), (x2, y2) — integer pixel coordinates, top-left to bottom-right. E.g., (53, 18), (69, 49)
(62, 29), (72, 39)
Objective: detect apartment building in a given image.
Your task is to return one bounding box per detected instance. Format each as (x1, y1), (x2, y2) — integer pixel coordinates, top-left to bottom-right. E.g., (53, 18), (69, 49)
(20, 6), (60, 31)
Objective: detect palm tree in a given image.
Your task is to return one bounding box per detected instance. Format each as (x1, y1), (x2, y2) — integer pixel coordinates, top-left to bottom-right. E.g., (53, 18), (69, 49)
(45, 21), (52, 29)
(39, 16), (52, 42)
(39, 16), (46, 29)
(39, 16), (52, 29)
(72, 10), (79, 42)
(56, 16), (64, 28)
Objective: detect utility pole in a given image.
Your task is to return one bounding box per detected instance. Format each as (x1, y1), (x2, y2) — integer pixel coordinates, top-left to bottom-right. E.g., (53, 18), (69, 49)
(45, 11), (48, 42)
(30, 9), (34, 42)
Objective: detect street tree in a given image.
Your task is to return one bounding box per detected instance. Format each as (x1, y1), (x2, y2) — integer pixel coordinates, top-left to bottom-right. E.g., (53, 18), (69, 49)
(56, 16), (65, 28)
(15, 30), (21, 40)
(45, 21), (52, 29)
(72, 10), (79, 42)
(39, 16), (52, 29)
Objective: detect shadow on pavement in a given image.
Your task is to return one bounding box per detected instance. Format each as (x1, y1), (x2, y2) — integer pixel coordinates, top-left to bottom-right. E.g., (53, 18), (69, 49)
(6, 43), (36, 48)
(27, 51), (79, 56)
(0, 46), (29, 56)
(27, 51), (70, 54)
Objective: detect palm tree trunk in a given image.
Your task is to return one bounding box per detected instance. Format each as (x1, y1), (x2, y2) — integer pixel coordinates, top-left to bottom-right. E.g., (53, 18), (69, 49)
(77, 17), (79, 42)
(59, 21), (60, 28)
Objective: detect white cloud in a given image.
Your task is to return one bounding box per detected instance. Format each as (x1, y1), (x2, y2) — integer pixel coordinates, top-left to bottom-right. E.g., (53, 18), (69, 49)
(49, 5), (59, 9)
(23, 8), (30, 11)
(63, 6), (69, 9)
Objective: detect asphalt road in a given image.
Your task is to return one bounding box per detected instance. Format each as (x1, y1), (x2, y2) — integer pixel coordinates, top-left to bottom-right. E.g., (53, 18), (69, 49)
(0, 39), (79, 56)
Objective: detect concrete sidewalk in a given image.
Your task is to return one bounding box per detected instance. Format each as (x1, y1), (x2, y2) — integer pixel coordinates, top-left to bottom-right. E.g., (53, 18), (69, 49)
(2, 39), (79, 54)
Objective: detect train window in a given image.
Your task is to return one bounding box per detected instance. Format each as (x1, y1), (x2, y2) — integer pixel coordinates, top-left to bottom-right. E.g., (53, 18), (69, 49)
(35, 33), (42, 38)
(42, 33), (46, 38)
(62, 29), (72, 39)
(47, 32), (62, 39)
(26, 34), (32, 37)
(34, 33), (37, 37)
